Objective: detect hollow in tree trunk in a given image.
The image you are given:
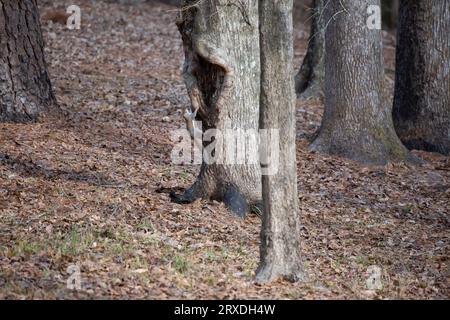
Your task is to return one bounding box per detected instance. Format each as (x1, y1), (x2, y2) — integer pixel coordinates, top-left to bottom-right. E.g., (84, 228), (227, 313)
(171, 0), (261, 217)
(256, 0), (306, 283)
(393, 1), (450, 155)
(0, 0), (56, 122)
(381, 0), (399, 30)
(310, 0), (412, 165)
(295, 0), (325, 100)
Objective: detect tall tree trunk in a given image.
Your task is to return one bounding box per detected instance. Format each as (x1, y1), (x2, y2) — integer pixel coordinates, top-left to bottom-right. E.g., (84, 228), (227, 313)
(0, 0), (55, 122)
(256, 0), (305, 283)
(393, 1), (450, 155)
(171, 0), (261, 217)
(295, 0), (324, 99)
(310, 0), (412, 165)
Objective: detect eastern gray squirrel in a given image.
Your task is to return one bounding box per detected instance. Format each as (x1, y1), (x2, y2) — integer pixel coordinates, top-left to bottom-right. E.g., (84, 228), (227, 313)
(183, 106), (204, 152)
(183, 106), (203, 140)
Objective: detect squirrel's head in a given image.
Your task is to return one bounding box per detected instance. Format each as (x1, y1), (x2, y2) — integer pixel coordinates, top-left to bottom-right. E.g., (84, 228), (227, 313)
(183, 107), (194, 120)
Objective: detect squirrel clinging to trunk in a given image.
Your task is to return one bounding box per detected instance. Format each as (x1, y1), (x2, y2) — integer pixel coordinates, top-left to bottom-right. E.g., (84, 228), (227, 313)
(183, 106), (203, 147)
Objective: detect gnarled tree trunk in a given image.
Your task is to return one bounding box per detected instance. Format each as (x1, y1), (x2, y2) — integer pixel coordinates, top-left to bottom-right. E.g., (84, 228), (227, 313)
(393, 1), (450, 155)
(0, 0), (55, 122)
(256, 0), (305, 283)
(295, 0), (325, 100)
(310, 0), (412, 165)
(171, 0), (261, 217)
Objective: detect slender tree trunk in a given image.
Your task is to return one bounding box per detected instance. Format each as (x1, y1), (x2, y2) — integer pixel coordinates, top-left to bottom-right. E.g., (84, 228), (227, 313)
(0, 0), (55, 122)
(256, 0), (305, 283)
(171, 0), (261, 217)
(310, 0), (412, 165)
(295, 0), (325, 99)
(393, 1), (450, 155)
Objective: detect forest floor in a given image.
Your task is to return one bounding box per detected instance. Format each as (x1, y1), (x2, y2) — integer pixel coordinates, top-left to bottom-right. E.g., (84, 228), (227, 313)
(0, 0), (449, 299)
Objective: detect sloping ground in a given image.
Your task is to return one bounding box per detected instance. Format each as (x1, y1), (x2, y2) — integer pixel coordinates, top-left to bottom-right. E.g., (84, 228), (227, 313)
(0, 0), (448, 299)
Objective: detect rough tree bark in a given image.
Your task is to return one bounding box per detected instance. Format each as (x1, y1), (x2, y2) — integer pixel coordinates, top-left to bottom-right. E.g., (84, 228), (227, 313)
(310, 0), (412, 165)
(171, 0), (261, 217)
(0, 0), (55, 122)
(256, 0), (305, 283)
(295, 0), (324, 99)
(393, 1), (450, 155)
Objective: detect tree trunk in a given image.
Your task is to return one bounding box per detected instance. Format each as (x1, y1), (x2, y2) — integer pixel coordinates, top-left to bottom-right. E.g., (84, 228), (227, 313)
(256, 0), (305, 283)
(393, 1), (450, 155)
(171, 0), (261, 217)
(310, 0), (412, 165)
(295, 0), (325, 100)
(0, 0), (55, 122)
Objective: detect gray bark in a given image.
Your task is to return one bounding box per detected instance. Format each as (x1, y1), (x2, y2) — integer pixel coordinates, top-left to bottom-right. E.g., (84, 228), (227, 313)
(0, 0), (55, 122)
(310, 0), (412, 165)
(393, 1), (450, 155)
(171, 0), (261, 217)
(295, 0), (325, 100)
(256, 0), (305, 283)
